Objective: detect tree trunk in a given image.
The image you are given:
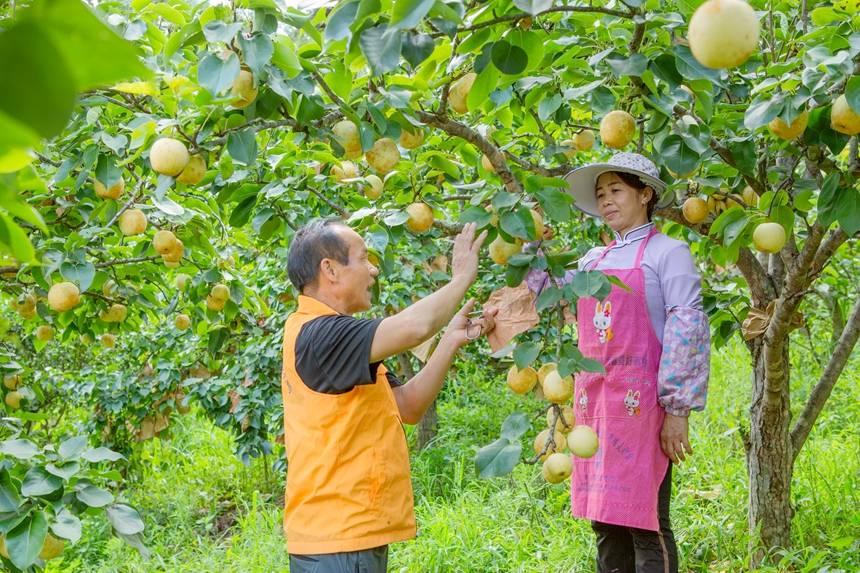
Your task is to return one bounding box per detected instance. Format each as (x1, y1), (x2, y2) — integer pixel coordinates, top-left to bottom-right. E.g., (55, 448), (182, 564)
(747, 341), (794, 565)
(416, 399), (438, 450)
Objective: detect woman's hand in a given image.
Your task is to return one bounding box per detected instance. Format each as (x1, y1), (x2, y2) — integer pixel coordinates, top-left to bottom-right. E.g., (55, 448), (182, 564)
(660, 413), (692, 464)
(450, 222), (487, 287)
(441, 299), (498, 348)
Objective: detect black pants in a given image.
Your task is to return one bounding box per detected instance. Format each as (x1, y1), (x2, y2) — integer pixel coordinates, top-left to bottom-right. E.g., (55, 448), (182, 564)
(289, 545), (388, 573)
(591, 465), (678, 573)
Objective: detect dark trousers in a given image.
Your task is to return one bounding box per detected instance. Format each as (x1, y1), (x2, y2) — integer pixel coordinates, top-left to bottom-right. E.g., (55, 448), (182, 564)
(289, 545), (388, 573)
(591, 465), (678, 573)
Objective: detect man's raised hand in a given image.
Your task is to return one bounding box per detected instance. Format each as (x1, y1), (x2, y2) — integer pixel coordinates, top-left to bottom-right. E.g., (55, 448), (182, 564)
(450, 222), (488, 287)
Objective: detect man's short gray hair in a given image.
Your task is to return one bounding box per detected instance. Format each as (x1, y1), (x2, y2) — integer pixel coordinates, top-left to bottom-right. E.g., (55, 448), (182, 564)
(287, 218), (350, 292)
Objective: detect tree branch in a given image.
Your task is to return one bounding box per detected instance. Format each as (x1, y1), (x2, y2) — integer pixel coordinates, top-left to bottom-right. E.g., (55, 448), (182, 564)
(790, 293), (860, 460)
(415, 110), (524, 195)
(209, 119), (299, 147)
(94, 256), (161, 268)
(449, 5), (634, 37)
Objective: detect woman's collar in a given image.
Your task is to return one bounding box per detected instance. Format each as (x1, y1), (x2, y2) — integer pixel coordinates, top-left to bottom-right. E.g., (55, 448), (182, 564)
(612, 222), (654, 243)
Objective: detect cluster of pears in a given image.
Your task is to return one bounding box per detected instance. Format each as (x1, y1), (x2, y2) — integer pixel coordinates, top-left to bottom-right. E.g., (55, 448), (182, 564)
(205, 283), (231, 312)
(560, 129), (595, 158)
(506, 363), (600, 484)
(3, 373), (25, 411)
(153, 229), (184, 267)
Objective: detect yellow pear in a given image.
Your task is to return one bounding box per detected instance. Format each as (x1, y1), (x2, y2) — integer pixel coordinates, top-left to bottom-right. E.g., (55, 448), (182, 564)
(102, 279), (117, 297)
(688, 0), (760, 69)
(742, 186), (758, 207)
(332, 120), (362, 158)
(768, 110), (808, 140)
(38, 533), (66, 560)
(176, 154), (207, 185)
(149, 137), (189, 176)
(752, 222), (786, 253)
(119, 209), (148, 236)
(399, 128), (425, 149)
(533, 428), (566, 461)
(100, 303), (128, 323)
(366, 138), (400, 174)
(682, 197), (708, 224)
(210, 283), (231, 302)
(489, 235), (522, 265)
(573, 129), (595, 151)
(3, 374), (20, 390)
(559, 139), (577, 159)
(331, 161), (359, 182)
(481, 154), (495, 172)
(831, 94), (860, 135)
(231, 70), (258, 108)
(542, 370), (574, 403)
(537, 362), (558, 384)
(506, 365), (538, 394)
(567, 424), (599, 458)
(206, 294), (226, 311)
(449, 72), (477, 114)
(153, 230), (178, 255)
(175, 273), (190, 289)
(405, 202), (434, 233)
(600, 110), (636, 149)
(542, 452), (573, 484)
(100, 333), (116, 348)
(174, 313), (191, 330)
(5, 390), (22, 410)
(162, 239), (184, 264)
(365, 174), (384, 200)
(94, 176), (125, 200)
(47, 282), (80, 312)
(529, 210), (545, 240)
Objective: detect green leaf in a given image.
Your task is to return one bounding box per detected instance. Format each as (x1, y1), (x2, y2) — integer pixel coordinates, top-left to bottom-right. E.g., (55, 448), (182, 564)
(95, 154), (122, 189)
(230, 195), (258, 227)
(475, 438), (522, 478)
(37, 0), (151, 88)
(744, 97), (784, 131)
(272, 35), (302, 78)
(106, 504), (145, 535)
(0, 21), (77, 140)
(45, 461), (80, 481)
(512, 0), (553, 16)
(536, 286), (562, 312)
(58, 436), (88, 459)
(80, 446), (124, 463)
(51, 508), (82, 544)
(390, 0), (435, 30)
(659, 135), (699, 177)
(571, 270), (609, 299)
(325, 1), (359, 43)
(0, 213), (36, 264)
(238, 33), (274, 76)
(466, 63), (499, 112)
(818, 174), (860, 234)
(21, 467), (63, 497)
(0, 439), (39, 460)
(208, 327), (229, 354)
(606, 53), (648, 78)
(500, 208), (535, 240)
(401, 32), (435, 67)
(360, 25), (403, 76)
(500, 412), (530, 441)
(60, 259), (95, 292)
(536, 187), (573, 222)
(202, 20), (243, 44)
(0, 469), (22, 512)
(845, 76), (860, 114)
(76, 483), (114, 507)
(6, 510), (47, 570)
(513, 341), (541, 369)
(673, 45), (721, 83)
(491, 40), (528, 75)
(227, 128), (257, 166)
(538, 94), (562, 122)
(197, 52), (241, 95)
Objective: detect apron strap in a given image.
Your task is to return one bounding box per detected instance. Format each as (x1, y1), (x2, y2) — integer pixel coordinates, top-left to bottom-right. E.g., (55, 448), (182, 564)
(633, 226), (659, 269)
(588, 241), (616, 270)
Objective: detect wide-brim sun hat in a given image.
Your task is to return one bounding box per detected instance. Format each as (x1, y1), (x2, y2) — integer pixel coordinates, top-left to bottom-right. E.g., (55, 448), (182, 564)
(564, 152), (673, 217)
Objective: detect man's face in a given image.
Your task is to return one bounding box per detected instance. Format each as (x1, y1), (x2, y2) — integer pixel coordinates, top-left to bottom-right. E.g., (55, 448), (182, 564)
(330, 226), (379, 313)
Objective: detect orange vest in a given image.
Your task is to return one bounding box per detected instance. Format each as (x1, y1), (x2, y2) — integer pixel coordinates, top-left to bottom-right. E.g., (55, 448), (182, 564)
(280, 295), (416, 554)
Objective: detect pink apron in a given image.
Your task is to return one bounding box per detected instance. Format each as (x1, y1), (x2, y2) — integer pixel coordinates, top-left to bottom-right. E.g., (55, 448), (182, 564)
(572, 227), (668, 531)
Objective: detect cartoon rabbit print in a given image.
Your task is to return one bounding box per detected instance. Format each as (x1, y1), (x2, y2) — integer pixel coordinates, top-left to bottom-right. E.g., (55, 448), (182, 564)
(594, 300), (614, 344)
(624, 390), (640, 417)
(578, 387), (588, 414)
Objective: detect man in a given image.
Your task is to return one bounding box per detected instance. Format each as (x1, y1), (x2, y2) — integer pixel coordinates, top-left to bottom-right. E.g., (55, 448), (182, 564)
(281, 218), (495, 572)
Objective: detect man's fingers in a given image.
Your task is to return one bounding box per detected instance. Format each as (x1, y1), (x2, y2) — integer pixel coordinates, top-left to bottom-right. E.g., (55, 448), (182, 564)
(472, 229), (488, 251)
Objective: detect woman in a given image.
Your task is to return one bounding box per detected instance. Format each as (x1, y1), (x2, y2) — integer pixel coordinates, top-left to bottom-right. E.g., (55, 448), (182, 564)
(528, 152), (710, 572)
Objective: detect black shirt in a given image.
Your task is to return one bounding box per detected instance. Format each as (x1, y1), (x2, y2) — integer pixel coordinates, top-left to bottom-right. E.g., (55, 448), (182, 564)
(295, 315), (404, 394)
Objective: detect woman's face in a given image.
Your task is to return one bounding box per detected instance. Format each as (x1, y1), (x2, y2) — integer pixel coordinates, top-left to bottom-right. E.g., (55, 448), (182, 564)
(594, 172), (652, 234)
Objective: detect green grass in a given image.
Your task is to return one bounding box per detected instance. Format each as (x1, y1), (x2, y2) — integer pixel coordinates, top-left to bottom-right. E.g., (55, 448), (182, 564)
(49, 340), (860, 572)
